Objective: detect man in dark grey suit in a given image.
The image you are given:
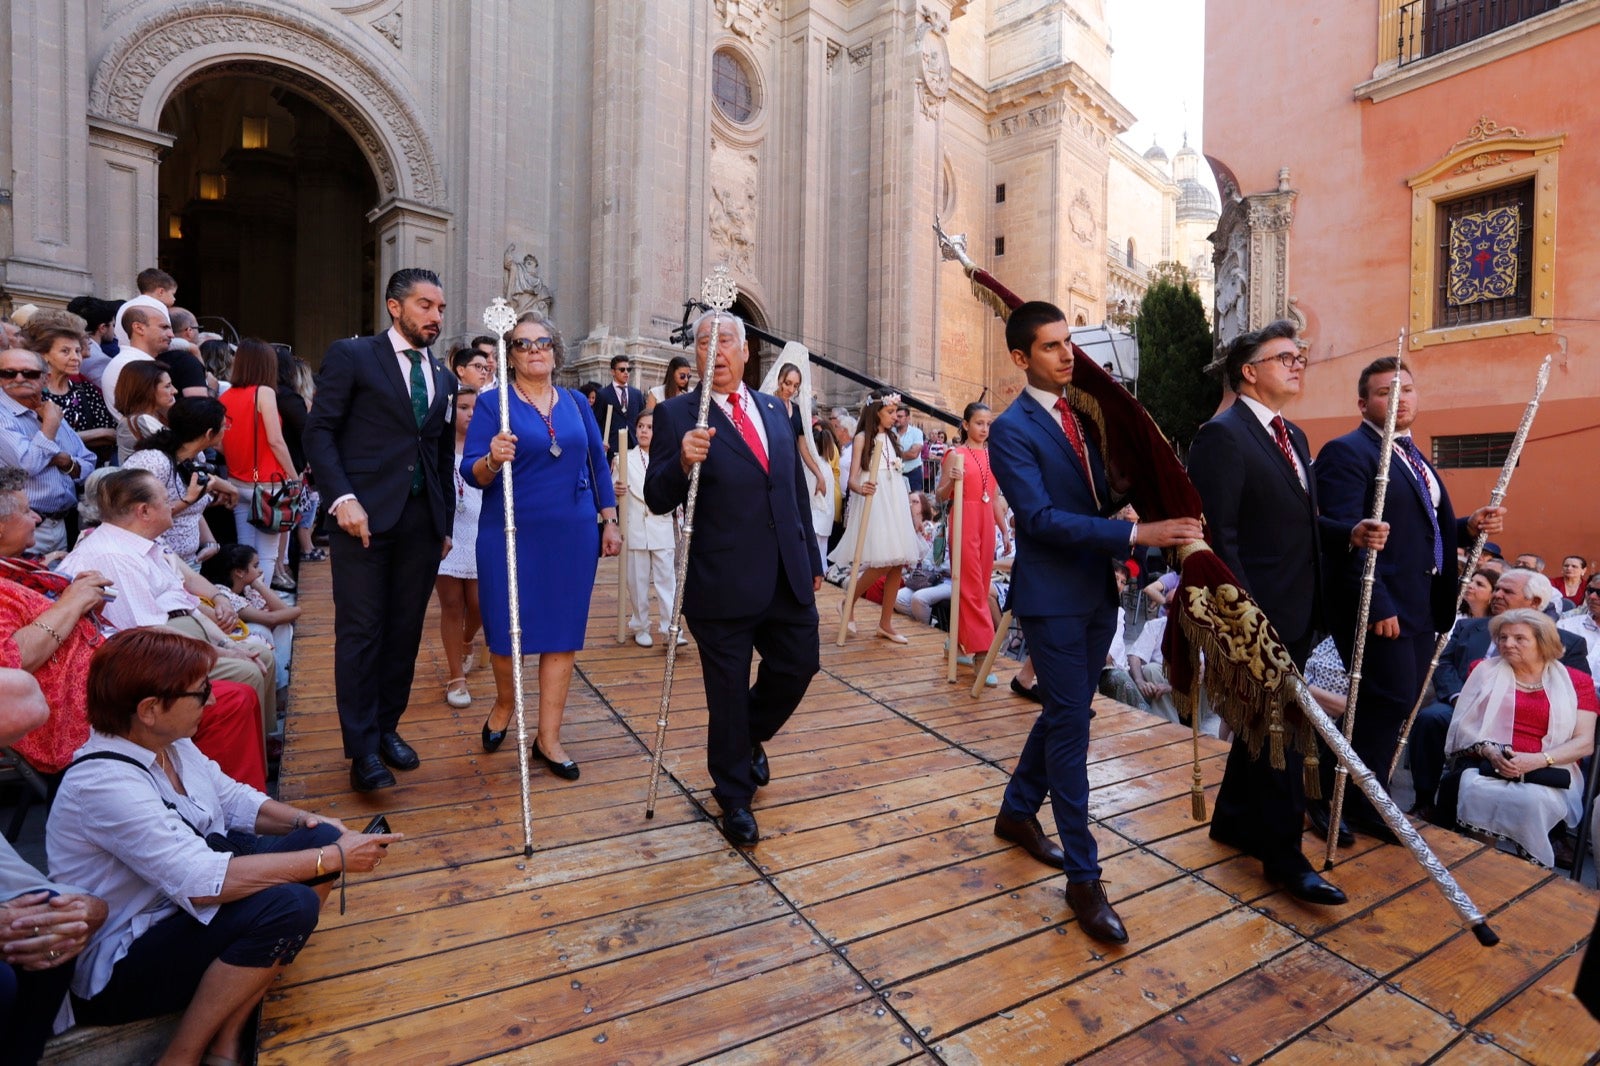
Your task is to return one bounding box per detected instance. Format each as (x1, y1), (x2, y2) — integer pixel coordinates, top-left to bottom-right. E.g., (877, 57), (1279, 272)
(303, 268), (458, 792)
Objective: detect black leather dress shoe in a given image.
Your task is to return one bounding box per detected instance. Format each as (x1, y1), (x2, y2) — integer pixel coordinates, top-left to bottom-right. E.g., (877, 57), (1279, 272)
(377, 731), (420, 771)
(533, 741), (580, 781)
(994, 811), (1065, 869)
(1266, 867), (1349, 906)
(481, 720), (507, 753)
(350, 753), (396, 793)
(1307, 804), (1354, 848)
(1010, 677), (1043, 704)
(1065, 880), (1129, 944)
(721, 807), (759, 846)
(751, 743), (770, 788)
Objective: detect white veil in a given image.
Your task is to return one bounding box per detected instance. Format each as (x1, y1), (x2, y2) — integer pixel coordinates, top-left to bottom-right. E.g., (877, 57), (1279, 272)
(760, 341), (825, 474)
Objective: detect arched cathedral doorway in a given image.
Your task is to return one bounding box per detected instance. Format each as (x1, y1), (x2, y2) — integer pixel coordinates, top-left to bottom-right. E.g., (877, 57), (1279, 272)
(157, 76), (379, 361)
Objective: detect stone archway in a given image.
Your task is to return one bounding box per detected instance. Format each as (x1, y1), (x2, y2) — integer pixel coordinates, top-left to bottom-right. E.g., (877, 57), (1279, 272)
(85, 1), (448, 320)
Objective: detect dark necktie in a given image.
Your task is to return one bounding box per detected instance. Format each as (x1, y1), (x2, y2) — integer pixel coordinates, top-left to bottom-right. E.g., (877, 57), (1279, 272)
(403, 349), (429, 494)
(1269, 415), (1301, 481)
(1053, 396), (1097, 504)
(1397, 436), (1445, 572)
(727, 392), (768, 473)
(616, 385), (627, 413)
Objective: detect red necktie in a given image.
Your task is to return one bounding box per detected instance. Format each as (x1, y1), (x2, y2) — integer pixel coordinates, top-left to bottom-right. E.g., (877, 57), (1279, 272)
(1269, 415), (1299, 475)
(1053, 397), (1096, 500)
(727, 392), (769, 473)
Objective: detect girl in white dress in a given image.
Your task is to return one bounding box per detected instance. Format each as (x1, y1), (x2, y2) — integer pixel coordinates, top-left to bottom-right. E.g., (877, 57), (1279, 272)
(830, 388), (921, 643)
(436, 387), (484, 708)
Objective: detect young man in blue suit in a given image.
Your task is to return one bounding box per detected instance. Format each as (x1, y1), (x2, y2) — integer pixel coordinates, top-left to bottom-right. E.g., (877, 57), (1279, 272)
(1315, 356), (1504, 838)
(645, 311), (822, 847)
(303, 268), (458, 792)
(988, 301), (1202, 944)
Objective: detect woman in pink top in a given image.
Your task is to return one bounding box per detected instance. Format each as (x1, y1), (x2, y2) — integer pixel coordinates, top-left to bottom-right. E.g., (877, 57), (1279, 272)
(219, 339), (299, 587)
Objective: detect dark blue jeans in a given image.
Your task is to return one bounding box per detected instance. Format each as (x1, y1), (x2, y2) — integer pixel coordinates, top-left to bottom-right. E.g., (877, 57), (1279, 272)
(1, 955), (75, 1066)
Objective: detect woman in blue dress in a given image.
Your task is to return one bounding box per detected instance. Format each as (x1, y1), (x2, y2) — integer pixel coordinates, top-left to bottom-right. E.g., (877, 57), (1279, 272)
(462, 312), (620, 779)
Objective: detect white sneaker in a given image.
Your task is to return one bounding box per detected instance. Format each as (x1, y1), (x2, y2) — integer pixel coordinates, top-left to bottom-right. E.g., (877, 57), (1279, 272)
(634, 631), (655, 648)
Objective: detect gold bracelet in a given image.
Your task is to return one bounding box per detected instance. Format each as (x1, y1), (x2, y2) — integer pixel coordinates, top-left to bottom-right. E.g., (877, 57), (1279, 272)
(27, 619), (65, 646)
(316, 847), (325, 878)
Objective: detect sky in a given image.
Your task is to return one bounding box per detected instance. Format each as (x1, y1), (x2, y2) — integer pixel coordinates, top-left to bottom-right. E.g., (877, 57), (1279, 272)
(1106, 0), (1213, 184)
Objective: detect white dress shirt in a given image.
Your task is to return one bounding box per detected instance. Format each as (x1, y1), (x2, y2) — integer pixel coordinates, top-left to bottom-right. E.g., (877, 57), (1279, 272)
(58, 522), (198, 631)
(1129, 614), (1168, 667)
(99, 350), (153, 422)
(46, 732), (269, 1000)
(1237, 393), (1306, 489)
(386, 326), (437, 406)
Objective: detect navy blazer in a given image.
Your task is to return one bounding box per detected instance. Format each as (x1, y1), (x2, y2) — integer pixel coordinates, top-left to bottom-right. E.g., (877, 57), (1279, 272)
(1317, 422), (1468, 638)
(302, 334), (458, 539)
(1433, 614), (1592, 701)
(988, 391), (1131, 618)
(595, 383), (646, 448)
(645, 387), (821, 619)
(1187, 402), (1350, 647)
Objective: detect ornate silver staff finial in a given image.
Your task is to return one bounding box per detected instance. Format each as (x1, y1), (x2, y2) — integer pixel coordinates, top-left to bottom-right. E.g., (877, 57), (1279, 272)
(483, 296), (517, 338)
(932, 218), (971, 265)
(702, 264), (737, 313)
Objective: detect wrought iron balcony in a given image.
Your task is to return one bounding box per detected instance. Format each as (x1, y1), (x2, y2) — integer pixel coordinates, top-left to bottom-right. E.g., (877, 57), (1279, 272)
(1398, 0), (1565, 65)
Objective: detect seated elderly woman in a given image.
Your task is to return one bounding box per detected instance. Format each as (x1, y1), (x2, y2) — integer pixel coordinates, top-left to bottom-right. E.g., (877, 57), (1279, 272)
(0, 466), (265, 787)
(46, 629), (400, 1066)
(1441, 607), (1598, 867)
(1, 666), (109, 1066)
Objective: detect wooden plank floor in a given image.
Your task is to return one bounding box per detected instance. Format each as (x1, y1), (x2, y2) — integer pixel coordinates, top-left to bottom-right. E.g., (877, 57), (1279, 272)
(260, 558), (1600, 1064)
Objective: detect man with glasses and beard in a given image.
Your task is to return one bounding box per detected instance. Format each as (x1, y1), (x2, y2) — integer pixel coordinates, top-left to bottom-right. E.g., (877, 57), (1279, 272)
(304, 268), (458, 793)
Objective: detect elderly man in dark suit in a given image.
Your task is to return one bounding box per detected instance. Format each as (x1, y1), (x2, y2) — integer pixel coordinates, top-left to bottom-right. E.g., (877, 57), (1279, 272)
(594, 354), (645, 454)
(987, 301), (1202, 945)
(1188, 320), (1387, 905)
(303, 268), (458, 792)
(645, 311), (822, 847)
(1315, 356), (1504, 839)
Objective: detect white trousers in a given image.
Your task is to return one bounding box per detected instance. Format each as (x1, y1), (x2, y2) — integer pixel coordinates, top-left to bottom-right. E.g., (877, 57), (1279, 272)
(626, 546), (675, 634)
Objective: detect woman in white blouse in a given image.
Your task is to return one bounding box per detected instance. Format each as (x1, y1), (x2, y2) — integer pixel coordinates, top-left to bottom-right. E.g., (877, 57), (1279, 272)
(46, 629), (398, 1065)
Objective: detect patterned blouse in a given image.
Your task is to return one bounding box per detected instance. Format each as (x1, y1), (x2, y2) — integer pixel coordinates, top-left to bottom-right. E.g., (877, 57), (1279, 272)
(43, 377), (116, 436)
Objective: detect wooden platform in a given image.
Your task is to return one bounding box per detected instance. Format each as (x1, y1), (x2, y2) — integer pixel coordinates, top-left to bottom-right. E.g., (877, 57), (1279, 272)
(260, 559), (1600, 1064)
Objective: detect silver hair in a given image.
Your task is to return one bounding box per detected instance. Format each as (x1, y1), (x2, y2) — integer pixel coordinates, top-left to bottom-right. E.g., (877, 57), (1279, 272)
(512, 311), (565, 371)
(0, 468), (28, 515)
(1488, 606), (1564, 662)
(691, 309), (747, 347)
(1499, 567), (1556, 610)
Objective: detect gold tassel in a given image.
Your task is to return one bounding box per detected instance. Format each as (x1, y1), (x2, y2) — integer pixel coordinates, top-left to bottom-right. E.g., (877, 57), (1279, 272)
(1190, 702), (1207, 821)
(1268, 706), (1286, 771)
(1304, 745), (1322, 800)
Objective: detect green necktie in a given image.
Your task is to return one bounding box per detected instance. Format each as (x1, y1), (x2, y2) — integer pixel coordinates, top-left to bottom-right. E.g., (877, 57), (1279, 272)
(404, 349), (428, 494)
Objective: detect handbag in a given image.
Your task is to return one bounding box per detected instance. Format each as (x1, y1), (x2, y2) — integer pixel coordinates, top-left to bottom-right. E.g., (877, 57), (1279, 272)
(246, 387), (303, 533)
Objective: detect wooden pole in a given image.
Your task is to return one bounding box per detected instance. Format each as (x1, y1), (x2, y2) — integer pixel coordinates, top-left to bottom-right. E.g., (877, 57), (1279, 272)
(946, 450), (965, 683)
(614, 428), (629, 644)
(971, 610), (1012, 699)
(835, 437), (883, 646)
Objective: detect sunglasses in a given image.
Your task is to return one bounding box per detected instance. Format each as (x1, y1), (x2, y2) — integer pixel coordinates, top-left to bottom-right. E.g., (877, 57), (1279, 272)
(173, 678), (213, 705)
(1586, 587), (1600, 596)
(0, 368), (44, 381)
(509, 337), (555, 353)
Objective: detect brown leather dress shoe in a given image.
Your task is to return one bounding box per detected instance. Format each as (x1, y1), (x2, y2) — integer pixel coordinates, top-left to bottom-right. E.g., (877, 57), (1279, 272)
(993, 811), (1065, 869)
(1065, 880), (1129, 944)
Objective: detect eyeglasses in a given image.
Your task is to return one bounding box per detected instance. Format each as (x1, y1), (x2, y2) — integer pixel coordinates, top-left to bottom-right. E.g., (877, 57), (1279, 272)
(0, 369), (44, 381)
(173, 678), (213, 705)
(463, 361), (490, 372)
(508, 337), (555, 353)
(1248, 352), (1309, 370)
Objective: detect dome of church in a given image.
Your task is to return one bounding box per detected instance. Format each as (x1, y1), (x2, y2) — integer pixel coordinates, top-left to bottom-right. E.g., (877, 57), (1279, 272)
(1176, 177), (1219, 221)
(1143, 141), (1169, 166)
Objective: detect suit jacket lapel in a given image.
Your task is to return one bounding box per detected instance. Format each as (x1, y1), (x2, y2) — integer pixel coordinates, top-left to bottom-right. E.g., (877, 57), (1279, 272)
(1360, 421), (1431, 515)
(1019, 394), (1096, 500)
(697, 389), (762, 472)
(1234, 404), (1307, 499)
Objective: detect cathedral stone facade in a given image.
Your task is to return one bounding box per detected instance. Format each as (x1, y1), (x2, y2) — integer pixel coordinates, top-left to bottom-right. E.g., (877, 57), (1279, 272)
(1, 0), (1199, 412)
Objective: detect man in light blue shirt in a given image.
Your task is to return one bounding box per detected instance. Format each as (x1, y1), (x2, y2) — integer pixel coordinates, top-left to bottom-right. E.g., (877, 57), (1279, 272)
(0, 348), (95, 553)
(893, 405), (925, 492)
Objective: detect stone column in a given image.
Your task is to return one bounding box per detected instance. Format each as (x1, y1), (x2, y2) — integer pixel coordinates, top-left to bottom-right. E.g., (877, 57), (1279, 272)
(86, 118), (173, 300)
(368, 199), (452, 327)
(1209, 167), (1300, 363)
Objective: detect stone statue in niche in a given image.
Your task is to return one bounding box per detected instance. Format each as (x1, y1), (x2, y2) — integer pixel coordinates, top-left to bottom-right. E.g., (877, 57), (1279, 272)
(503, 244), (554, 317)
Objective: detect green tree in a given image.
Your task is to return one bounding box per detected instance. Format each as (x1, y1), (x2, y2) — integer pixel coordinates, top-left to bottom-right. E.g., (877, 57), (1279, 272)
(1133, 264), (1218, 453)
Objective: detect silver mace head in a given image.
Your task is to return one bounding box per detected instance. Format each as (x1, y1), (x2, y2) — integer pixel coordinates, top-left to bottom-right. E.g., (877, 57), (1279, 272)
(483, 296), (517, 338)
(701, 264), (737, 313)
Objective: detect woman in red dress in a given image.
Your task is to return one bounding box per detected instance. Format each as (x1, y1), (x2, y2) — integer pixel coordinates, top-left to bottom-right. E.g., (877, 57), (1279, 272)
(936, 403), (1012, 686)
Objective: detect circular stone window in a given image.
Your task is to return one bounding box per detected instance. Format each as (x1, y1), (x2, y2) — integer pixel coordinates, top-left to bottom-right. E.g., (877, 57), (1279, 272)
(712, 48), (759, 124)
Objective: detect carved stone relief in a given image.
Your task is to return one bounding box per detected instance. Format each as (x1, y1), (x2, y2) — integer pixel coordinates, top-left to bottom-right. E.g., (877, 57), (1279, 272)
(915, 7), (951, 119)
(1068, 188), (1097, 246)
(372, 10), (402, 48)
(709, 141), (759, 276)
(1209, 168), (1299, 364)
(714, 0), (780, 43)
(87, 2), (441, 205)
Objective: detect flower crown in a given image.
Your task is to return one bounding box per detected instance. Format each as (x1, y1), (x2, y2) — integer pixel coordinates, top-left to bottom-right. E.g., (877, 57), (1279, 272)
(874, 391), (903, 406)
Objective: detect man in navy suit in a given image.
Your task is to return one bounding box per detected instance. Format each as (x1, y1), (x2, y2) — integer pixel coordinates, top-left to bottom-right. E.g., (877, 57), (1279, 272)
(988, 301), (1202, 944)
(1188, 320), (1387, 904)
(1315, 356), (1504, 838)
(645, 311), (822, 847)
(594, 355), (645, 454)
(303, 268), (458, 792)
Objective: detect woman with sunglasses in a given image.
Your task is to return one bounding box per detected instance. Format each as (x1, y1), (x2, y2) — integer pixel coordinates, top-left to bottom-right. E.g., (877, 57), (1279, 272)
(46, 628), (399, 1065)
(463, 313), (620, 778)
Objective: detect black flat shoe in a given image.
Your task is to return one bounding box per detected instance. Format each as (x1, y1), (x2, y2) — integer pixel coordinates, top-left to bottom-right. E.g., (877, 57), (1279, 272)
(1306, 804), (1354, 848)
(751, 743), (770, 788)
(481, 720), (508, 753)
(533, 741), (580, 781)
(350, 753), (396, 793)
(377, 731), (420, 771)
(1266, 867), (1349, 906)
(1010, 676), (1043, 704)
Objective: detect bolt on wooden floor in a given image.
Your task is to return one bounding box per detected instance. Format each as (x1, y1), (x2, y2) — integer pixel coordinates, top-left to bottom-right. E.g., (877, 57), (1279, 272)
(259, 558), (1600, 1064)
